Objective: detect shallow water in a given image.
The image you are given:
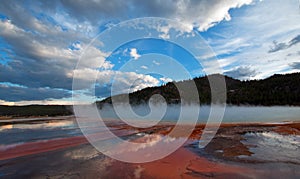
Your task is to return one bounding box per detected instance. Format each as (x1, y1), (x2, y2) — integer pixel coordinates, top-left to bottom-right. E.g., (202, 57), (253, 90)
(0, 118), (81, 145)
(0, 113), (299, 178)
(2, 106), (300, 145)
(99, 105), (300, 123)
(241, 132), (300, 164)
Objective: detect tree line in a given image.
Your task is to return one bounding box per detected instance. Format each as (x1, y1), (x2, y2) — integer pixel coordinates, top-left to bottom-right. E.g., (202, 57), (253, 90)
(98, 73), (300, 106)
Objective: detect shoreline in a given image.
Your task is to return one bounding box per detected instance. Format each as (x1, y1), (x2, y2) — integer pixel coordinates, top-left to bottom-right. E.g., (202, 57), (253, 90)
(0, 118), (299, 178)
(1, 121), (299, 159)
(1, 115), (299, 124)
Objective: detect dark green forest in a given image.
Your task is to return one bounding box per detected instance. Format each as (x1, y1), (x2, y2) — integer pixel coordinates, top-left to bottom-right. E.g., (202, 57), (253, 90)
(0, 105), (73, 117)
(98, 73), (300, 106)
(1, 73), (300, 117)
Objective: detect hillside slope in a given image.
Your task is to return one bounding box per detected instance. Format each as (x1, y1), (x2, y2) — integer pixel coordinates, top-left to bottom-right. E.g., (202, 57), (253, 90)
(98, 73), (300, 106)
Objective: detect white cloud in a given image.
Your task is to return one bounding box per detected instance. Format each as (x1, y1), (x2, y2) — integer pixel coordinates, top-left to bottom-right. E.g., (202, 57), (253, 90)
(204, 0), (300, 79)
(0, 99), (86, 106)
(0, 19), (111, 69)
(156, 20), (194, 39)
(111, 71), (160, 94)
(1, 0), (299, 103)
(201, 60), (224, 75)
(159, 77), (172, 83)
(0, 100), (15, 106)
(46, 0), (254, 34)
(153, 60), (160, 65)
(0, 18), (112, 91)
(140, 65), (148, 69)
(72, 69), (160, 95)
(177, 0), (254, 31)
(130, 48), (141, 60)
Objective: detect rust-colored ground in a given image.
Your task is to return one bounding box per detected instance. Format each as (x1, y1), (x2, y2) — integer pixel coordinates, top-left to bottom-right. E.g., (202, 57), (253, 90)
(0, 121), (299, 178)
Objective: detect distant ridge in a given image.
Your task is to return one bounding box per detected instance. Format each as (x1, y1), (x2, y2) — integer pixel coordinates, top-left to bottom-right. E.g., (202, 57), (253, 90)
(0, 105), (73, 117)
(2, 73), (300, 117)
(97, 73), (300, 106)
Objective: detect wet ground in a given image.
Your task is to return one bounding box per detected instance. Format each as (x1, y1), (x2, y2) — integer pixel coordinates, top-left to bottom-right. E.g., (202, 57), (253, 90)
(0, 116), (299, 178)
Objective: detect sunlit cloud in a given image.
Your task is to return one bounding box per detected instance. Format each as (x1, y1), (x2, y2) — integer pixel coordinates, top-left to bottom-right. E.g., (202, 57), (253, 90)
(0, 0), (299, 104)
(129, 48), (141, 60)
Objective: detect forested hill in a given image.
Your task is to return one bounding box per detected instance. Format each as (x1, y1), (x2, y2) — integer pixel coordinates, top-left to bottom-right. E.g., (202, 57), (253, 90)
(97, 73), (300, 106)
(0, 105), (73, 117)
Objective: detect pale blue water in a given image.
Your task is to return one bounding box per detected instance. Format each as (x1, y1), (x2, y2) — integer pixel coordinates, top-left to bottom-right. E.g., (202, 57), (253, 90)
(0, 118), (81, 145)
(1, 106), (300, 146)
(241, 131), (300, 164)
(99, 105), (300, 123)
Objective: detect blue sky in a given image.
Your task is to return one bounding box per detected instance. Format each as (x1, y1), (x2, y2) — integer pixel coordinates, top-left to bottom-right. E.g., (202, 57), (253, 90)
(0, 0), (300, 105)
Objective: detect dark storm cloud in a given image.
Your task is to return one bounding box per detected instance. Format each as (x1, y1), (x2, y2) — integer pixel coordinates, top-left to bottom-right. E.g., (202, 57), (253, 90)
(0, 58), (74, 90)
(0, 1), (92, 90)
(0, 84), (71, 102)
(0, 0), (254, 102)
(289, 62), (300, 70)
(269, 34), (300, 53)
(37, 0), (252, 31)
(289, 34), (300, 46)
(224, 66), (257, 79)
(58, 0), (190, 24)
(60, 0), (128, 23)
(268, 41), (288, 53)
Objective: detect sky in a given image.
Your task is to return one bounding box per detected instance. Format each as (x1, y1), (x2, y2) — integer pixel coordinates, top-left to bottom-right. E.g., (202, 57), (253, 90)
(0, 0), (300, 105)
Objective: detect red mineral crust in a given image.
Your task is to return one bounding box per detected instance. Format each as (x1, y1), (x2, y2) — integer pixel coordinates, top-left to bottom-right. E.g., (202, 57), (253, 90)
(0, 122), (299, 178)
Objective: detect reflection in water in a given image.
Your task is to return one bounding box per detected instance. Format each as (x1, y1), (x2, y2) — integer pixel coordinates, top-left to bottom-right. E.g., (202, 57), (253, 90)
(0, 142), (24, 151)
(0, 116), (185, 163)
(0, 120), (74, 130)
(99, 105), (300, 123)
(0, 118), (81, 145)
(107, 133), (182, 155)
(61, 133), (180, 159)
(64, 145), (101, 160)
(0, 124), (13, 131)
(0, 116), (299, 178)
(241, 132), (300, 164)
(85, 128), (187, 163)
